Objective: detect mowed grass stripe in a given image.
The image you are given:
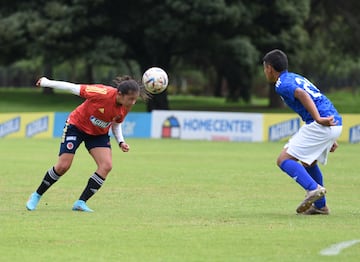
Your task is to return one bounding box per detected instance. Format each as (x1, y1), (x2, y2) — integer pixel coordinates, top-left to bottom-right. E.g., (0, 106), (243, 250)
(0, 138), (359, 261)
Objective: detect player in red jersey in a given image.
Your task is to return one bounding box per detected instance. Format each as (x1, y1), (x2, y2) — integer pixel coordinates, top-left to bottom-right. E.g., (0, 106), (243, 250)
(26, 75), (147, 212)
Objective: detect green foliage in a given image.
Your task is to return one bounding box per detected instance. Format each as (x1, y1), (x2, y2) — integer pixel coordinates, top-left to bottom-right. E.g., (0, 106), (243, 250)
(297, 0), (360, 88)
(172, 69), (209, 95)
(0, 12), (28, 64)
(1, 0), (360, 105)
(0, 88), (359, 113)
(251, 0), (310, 51)
(1, 138), (360, 261)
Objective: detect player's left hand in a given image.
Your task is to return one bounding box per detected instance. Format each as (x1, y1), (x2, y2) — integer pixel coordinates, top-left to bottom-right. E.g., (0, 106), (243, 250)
(330, 141), (338, 152)
(120, 142), (130, 152)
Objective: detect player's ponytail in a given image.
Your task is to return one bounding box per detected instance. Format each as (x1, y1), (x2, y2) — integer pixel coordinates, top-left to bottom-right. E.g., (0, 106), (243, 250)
(113, 75), (151, 101)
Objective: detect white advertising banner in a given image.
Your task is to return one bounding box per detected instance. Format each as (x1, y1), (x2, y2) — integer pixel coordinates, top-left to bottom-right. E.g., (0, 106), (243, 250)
(151, 110), (263, 142)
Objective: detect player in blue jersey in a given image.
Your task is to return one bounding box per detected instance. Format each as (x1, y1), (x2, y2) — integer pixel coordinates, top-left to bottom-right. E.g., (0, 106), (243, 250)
(263, 49), (343, 215)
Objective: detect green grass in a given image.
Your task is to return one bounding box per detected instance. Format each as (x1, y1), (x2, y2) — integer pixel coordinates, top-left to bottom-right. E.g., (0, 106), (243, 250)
(0, 88), (86, 113)
(1, 87), (359, 113)
(1, 138), (359, 261)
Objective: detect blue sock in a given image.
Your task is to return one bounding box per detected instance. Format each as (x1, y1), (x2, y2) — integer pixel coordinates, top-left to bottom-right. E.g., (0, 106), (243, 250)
(305, 164), (326, 208)
(280, 159), (318, 191)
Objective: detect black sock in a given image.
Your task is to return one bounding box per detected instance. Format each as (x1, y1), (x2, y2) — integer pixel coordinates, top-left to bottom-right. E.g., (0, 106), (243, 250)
(36, 167), (61, 195)
(79, 172), (105, 202)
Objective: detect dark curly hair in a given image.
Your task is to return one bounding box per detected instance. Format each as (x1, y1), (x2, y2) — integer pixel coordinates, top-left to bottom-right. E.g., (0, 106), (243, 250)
(113, 75), (151, 101)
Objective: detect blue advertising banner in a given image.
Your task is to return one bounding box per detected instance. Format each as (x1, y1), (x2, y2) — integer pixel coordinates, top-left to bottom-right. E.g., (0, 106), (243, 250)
(111, 112), (151, 138)
(53, 112), (70, 137)
(53, 112), (151, 138)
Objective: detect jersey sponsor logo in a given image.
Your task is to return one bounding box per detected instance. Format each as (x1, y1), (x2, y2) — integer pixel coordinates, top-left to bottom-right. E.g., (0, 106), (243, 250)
(269, 118), (300, 141)
(85, 85), (107, 94)
(90, 115), (111, 128)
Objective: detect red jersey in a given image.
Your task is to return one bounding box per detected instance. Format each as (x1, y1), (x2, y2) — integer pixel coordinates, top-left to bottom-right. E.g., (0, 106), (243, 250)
(67, 84), (129, 135)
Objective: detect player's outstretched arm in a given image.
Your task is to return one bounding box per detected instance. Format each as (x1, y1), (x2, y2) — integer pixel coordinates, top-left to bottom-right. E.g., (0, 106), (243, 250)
(36, 77), (80, 95)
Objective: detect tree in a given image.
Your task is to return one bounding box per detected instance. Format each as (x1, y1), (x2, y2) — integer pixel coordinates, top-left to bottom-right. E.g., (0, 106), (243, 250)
(249, 0), (311, 108)
(299, 0), (360, 91)
(0, 0), (311, 105)
(104, 0), (263, 105)
(0, 1), (30, 65)
(2, 0), (359, 108)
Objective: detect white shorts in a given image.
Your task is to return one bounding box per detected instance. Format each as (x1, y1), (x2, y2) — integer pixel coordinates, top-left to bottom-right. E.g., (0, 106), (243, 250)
(285, 121), (342, 165)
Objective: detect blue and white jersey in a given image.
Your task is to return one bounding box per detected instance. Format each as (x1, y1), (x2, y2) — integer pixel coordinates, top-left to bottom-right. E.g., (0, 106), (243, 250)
(275, 70), (342, 125)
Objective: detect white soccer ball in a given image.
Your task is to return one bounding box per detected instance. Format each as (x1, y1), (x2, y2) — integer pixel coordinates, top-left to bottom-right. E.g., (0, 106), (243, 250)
(142, 67), (168, 94)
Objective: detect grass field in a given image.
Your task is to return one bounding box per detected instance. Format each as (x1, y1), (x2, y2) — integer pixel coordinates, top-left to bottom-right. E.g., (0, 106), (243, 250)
(1, 138), (359, 261)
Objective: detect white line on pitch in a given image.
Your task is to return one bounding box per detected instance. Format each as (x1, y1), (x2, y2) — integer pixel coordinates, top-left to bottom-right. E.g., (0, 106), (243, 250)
(320, 239), (360, 256)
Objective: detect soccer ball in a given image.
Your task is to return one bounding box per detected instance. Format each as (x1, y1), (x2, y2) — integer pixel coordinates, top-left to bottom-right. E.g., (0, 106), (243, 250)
(142, 67), (168, 94)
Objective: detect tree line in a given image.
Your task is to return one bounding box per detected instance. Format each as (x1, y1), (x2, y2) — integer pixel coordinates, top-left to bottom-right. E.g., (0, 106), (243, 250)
(1, 0), (360, 109)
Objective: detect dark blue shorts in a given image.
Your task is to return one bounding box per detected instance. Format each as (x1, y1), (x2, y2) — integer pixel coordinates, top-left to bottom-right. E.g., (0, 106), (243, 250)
(59, 122), (111, 155)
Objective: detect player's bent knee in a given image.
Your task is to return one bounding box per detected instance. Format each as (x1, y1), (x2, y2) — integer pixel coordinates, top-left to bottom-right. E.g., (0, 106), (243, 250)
(276, 157), (284, 167)
(99, 163), (112, 175)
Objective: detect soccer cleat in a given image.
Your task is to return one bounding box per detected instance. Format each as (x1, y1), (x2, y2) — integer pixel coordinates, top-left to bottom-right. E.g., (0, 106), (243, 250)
(72, 200), (94, 212)
(26, 192), (42, 211)
(296, 186), (326, 214)
(302, 205), (330, 215)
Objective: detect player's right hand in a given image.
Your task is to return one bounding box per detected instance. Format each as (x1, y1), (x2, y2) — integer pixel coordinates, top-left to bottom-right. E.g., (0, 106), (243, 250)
(316, 115), (338, 126)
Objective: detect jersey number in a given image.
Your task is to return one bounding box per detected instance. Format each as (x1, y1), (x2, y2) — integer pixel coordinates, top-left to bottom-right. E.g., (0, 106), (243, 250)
(295, 77), (321, 98)
(85, 85), (107, 94)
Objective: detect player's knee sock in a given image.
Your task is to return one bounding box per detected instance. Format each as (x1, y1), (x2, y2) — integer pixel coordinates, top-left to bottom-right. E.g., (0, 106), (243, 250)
(280, 159), (318, 191)
(305, 164), (326, 208)
(36, 167), (61, 195)
(79, 172), (105, 202)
